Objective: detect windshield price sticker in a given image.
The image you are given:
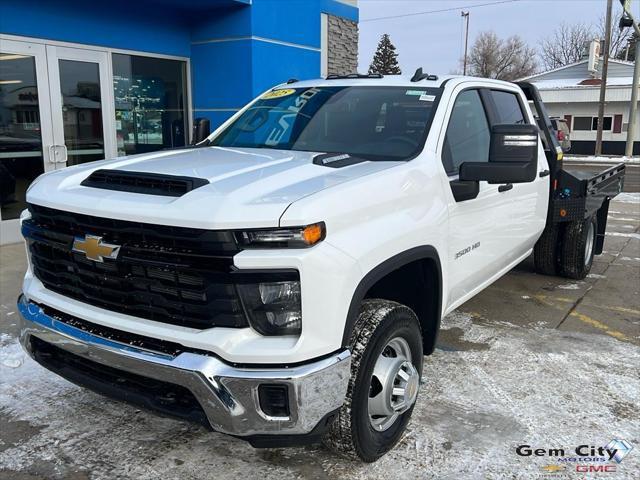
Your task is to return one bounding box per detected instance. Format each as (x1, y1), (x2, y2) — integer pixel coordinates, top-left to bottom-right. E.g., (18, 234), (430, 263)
(406, 90), (435, 101)
(261, 89), (296, 100)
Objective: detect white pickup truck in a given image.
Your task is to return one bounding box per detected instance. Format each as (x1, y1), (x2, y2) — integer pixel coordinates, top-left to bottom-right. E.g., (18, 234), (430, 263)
(17, 72), (624, 461)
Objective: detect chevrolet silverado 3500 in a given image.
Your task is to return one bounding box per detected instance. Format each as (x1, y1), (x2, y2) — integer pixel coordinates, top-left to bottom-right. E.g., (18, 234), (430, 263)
(17, 72), (625, 461)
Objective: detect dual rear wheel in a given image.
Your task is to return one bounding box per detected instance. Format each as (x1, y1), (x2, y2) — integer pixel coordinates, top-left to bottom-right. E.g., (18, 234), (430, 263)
(534, 215), (597, 280)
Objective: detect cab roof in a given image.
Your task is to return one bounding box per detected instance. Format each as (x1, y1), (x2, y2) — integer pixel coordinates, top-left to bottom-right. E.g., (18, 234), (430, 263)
(276, 73), (519, 91)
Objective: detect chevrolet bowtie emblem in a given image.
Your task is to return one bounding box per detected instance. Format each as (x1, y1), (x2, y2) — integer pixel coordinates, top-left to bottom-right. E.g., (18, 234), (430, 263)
(540, 465), (565, 473)
(72, 235), (120, 262)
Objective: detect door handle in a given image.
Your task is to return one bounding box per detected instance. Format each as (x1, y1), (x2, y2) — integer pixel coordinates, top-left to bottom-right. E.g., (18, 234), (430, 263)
(498, 183), (513, 193)
(48, 145), (68, 163)
(539, 169), (550, 177)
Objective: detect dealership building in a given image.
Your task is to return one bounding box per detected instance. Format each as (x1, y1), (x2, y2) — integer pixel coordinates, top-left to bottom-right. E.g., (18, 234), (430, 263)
(0, 0), (359, 243)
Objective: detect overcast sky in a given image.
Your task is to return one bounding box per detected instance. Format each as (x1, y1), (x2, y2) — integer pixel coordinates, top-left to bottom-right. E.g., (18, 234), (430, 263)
(357, 0), (633, 75)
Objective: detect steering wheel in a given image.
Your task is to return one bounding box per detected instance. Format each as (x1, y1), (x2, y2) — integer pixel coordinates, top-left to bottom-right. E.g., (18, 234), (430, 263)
(385, 136), (419, 148)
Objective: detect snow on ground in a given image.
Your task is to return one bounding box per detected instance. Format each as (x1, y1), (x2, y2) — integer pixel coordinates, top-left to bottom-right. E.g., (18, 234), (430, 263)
(556, 283), (582, 290)
(1, 313), (638, 480)
(586, 273), (606, 279)
(614, 192), (640, 204)
(607, 231), (640, 240)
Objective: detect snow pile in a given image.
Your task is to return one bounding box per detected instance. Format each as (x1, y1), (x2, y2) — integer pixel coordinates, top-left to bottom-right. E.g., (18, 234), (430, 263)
(533, 77), (633, 89)
(613, 192), (640, 204)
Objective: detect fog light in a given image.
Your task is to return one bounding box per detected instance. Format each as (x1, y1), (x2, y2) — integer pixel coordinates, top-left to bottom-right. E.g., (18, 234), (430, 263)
(258, 384), (290, 418)
(237, 280), (302, 335)
(259, 281), (299, 304)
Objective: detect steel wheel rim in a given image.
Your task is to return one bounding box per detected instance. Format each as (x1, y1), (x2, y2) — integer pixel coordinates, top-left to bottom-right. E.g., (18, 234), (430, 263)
(368, 337), (420, 432)
(585, 221), (595, 266)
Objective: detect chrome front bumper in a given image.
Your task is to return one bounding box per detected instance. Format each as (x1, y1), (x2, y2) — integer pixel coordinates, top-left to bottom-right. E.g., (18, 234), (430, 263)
(17, 296), (351, 439)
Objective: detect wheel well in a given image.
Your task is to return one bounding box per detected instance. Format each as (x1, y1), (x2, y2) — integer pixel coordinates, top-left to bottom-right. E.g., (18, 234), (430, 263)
(342, 247), (442, 356)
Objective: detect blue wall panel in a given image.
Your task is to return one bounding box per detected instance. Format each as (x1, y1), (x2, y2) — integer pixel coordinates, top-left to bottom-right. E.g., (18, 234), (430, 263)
(251, 41), (320, 96)
(191, 37), (321, 128)
(2, 0), (358, 130)
(250, 0), (322, 48)
(250, 0), (358, 49)
(190, 40), (253, 110)
(320, 0), (359, 22)
(190, 4), (253, 42)
(0, 0), (192, 57)
(192, 110), (237, 131)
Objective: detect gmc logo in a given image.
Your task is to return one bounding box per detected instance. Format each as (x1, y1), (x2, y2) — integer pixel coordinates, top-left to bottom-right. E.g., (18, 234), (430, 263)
(576, 465), (617, 473)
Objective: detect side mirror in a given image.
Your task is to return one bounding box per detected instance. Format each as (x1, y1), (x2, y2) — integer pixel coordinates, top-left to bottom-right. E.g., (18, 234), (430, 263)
(459, 124), (538, 184)
(192, 118), (211, 144)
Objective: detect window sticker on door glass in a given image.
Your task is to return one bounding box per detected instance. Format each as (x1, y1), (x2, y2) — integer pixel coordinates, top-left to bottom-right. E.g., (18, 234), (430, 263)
(405, 90), (426, 96)
(261, 88), (296, 100)
(419, 94), (436, 102)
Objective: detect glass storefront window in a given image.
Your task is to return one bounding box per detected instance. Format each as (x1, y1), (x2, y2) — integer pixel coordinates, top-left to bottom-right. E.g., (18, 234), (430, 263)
(0, 53), (44, 220)
(58, 59), (105, 166)
(112, 54), (187, 156)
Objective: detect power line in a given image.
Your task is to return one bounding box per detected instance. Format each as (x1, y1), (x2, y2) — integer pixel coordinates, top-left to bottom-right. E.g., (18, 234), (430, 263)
(360, 0), (523, 23)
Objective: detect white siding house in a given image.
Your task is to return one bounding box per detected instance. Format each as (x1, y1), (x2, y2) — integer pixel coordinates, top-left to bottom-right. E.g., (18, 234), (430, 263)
(522, 59), (638, 155)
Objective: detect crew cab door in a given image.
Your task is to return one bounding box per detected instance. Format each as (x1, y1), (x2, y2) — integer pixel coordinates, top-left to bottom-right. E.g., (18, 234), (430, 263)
(440, 85), (549, 310)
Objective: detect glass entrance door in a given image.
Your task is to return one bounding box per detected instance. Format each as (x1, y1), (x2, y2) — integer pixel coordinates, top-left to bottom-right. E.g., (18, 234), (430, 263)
(0, 38), (186, 245)
(46, 46), (116, 167)
(0, 39), (54, 244)
(0, 42), (116, 243)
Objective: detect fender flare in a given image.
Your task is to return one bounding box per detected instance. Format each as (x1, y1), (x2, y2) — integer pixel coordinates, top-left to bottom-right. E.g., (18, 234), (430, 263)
(341, 245), (443, 352)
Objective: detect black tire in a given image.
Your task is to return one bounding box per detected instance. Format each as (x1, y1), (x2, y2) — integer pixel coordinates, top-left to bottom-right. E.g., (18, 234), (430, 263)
(534, 224), (561, 275)
(559, 215), (597, 279)
(322, 299), (423, 462)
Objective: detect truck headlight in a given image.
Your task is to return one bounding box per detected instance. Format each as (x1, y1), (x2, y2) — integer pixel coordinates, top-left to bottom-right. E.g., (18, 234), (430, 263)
(235, 223), (325, 248)
(237, 280), (302, 335)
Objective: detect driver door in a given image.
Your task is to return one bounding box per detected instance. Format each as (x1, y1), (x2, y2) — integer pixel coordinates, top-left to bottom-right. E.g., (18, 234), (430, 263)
(441, 86), (547, 311)
(440, 88), (505, 308)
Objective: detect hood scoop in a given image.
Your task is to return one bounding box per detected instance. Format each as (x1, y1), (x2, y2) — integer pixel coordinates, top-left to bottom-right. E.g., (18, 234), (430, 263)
(81, 169), (209, 197)
(312, 153), (368, 168)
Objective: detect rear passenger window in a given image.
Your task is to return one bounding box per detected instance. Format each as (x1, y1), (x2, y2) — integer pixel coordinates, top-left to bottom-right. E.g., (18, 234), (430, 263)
(442, 90), (490, 176)
(490, 90), (527, 125)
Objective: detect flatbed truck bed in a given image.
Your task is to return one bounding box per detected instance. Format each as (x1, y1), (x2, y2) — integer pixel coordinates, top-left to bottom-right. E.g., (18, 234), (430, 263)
(518, 82), (626, 278)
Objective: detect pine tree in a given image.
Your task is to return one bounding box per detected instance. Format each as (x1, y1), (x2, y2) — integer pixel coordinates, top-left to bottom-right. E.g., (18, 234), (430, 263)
(368, 34), (401, 75)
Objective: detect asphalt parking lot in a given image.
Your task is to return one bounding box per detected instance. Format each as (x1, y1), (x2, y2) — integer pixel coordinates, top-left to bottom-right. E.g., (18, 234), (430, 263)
(0, 194), (638, 480)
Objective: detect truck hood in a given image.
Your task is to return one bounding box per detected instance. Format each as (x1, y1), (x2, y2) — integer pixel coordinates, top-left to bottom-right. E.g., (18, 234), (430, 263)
(27, 147), (399, 229)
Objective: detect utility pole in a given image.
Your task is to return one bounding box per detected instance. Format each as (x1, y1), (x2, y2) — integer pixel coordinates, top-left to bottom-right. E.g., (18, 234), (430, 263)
(461, 11), (470, 75)
(619, 0), (640, 157)
(595, 0), (613, 156)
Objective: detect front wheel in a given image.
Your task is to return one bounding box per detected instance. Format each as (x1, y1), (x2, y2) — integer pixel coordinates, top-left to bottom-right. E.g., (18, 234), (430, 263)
(323, 299), (423, 462)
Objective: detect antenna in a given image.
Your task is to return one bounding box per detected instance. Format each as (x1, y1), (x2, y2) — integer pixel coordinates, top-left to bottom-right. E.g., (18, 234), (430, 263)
(410, 68), (439, 82)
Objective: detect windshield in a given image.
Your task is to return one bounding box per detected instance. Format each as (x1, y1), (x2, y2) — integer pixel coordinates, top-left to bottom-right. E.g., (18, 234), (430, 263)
(211, 86), (441, 161)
